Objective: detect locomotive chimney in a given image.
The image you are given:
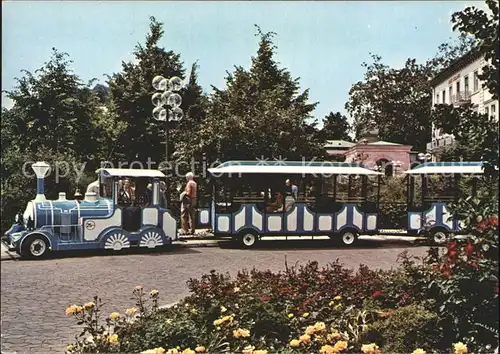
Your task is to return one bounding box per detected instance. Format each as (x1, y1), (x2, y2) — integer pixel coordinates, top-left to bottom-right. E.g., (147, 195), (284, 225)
(31, 162), (50, 202)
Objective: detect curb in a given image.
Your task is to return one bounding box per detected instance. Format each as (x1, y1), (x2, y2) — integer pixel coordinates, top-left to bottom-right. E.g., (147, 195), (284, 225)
(159, 301), (179, 310)
(172, 241), (222, 248)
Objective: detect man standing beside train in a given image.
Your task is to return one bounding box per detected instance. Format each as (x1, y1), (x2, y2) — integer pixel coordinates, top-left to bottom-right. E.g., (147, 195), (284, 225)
(182, 172), (197, 235)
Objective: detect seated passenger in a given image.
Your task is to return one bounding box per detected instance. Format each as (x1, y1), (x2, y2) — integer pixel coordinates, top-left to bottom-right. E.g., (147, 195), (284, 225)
(266, 192), (283, 212)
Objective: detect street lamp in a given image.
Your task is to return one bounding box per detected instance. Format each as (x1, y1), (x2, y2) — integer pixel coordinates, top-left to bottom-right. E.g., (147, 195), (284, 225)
(418, 152), (432, 163)
(151, 75), (185, 174)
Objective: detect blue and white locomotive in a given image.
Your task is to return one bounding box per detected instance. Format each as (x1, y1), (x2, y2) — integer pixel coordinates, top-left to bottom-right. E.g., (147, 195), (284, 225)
(4, 161), (178, 258)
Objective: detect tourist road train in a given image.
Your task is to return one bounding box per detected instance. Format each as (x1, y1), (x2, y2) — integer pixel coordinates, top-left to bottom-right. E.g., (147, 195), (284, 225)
(3, 160), (485, 258)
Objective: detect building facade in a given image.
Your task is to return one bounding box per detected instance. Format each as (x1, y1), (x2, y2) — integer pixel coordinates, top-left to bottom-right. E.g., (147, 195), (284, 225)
(428, 51), (498, 160)
(325, 138), (413, 176)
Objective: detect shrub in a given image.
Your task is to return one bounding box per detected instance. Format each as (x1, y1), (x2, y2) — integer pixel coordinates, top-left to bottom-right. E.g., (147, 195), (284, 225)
(361, 304), (441, 353)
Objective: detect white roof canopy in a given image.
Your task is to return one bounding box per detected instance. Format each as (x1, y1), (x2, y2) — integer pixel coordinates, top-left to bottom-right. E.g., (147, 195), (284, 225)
(405, 162), (485, 175)
(208, 161), (382, 176)
(97, 168), (166, 178)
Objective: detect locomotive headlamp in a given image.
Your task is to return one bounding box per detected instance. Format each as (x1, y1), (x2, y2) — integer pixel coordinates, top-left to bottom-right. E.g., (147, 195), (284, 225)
(32, 161), (50, 201)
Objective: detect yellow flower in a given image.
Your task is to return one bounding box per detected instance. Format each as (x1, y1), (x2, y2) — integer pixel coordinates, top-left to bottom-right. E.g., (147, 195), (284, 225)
(191, 308), (198, 314)
(320, 345), (336, 354)
(221, 305), (227, 313)
(334, 304), (343, 311)
(83, 302), (96, 310)
(214, 318), (223, 326)
(233, 328), (250, 338)
(135, 285), (143, 291)
(166, 319), (173, 325)
(412, 350), (426, 354)
(150, 289), (159, 296)
(454, 342), (468, 354)
(65, 305), (83, 316)
(109, 312), (121, 320)
(361, 343), (381, 354)
(195, 346), (206, 353)
(125, 307), (138, 316)
(167, 349), (179, 354)
(327, 331), (343, 342)
(289, 339), (301, 348)
(253, 350), (268, 354)
(302, 312), (310, 318)
(234, 287), (240, 293)
(108, 334), (119, 345)
(66, 344), (74, 352)
(334, 295), (342, 301)
(314, 321), (326, 332)
(299, 334), (311, 344)
(182, 349), (195, 354)
(142, 349), (166, 354)
(243, 345), (255, 354)
(329, 301), (335, 306)
(333, 341), (348, 352)
(305, 325), (316, 335)
(288, 313), (294, 318)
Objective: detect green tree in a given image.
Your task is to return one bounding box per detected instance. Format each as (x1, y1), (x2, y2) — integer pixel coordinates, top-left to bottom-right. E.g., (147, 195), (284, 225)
(1, 49), (109, 231)
(430, 103), (499, 176)
(346, 35), (475, 151)
(192, 26), (324, 164)
(319, 111), (352, 141)
(345, 55), (432, 151)
(452, 0), (499, 99)
(106, 16), (194, 167)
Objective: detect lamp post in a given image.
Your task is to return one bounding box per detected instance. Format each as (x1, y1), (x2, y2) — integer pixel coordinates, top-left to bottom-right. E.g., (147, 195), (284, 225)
(418, 152), (432, 164)
(151, 75), (185, 175)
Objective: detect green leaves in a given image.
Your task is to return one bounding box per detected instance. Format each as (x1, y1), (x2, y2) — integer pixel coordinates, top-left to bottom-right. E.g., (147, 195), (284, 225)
(452, 0), (499, 99)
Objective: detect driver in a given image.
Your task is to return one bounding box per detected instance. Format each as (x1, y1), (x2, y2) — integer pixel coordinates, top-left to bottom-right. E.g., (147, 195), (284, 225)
(118, 178), (135, 206)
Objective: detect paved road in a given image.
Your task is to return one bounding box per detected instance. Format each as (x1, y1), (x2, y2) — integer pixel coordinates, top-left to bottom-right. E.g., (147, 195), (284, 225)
(1, 241), (430, 353)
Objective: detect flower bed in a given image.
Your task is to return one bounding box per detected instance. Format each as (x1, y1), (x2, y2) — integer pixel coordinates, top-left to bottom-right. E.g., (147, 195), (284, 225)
(65, 239), (498, 354)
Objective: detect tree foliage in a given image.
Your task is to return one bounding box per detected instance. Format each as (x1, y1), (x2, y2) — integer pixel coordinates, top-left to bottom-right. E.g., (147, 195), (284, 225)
(319, 112), (352, 141)
(1, 48), (108, 230)
(452, 0), (499, 99)
(430, 103), (499, 176)
(346, 34), (476, 151)
(189, 26), (324, 164)
(345, 55), (432, 151)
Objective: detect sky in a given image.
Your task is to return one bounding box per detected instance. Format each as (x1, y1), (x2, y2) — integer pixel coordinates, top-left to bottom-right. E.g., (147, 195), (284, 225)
(1, 0), (483, 125)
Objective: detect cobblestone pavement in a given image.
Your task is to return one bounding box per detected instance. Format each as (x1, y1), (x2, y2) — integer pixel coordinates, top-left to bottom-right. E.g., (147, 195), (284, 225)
(1, 241), (430, 353)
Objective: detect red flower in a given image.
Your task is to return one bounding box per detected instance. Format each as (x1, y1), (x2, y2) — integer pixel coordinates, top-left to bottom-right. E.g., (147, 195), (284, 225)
(447, 241), (457, 250)
(260, 295), (270, 303)
(372, 290), (383, 298)
(464, 242), (475, 257)
(447, 249), (457, 259)
(471, 261), (478, 269)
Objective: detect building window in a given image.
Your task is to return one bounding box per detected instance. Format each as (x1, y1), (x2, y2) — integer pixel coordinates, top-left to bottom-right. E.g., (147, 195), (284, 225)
(491, 104), (496, 118)
(456, 81), (460, 94)
(485, 106), (489, 117)
(442, 90), (446, 104)
(436, 93), (440, 105)
(473, 71), (479, 92)
(449, 86), (453, 103)
(464, 75), (469, 95)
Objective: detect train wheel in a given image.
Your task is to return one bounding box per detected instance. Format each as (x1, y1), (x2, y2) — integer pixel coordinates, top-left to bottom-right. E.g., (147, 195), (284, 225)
(21, 235), (49, 259)
(239, 232), (257, 248)
(340, 230), (358, 247)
